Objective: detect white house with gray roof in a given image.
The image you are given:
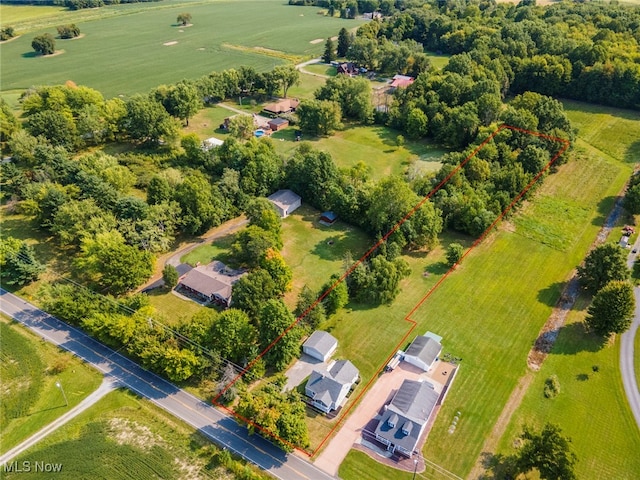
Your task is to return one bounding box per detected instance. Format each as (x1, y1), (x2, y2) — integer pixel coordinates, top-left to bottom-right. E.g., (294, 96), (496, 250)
(267, 189), (301, 218)
(305, 360), (359, 413)
(374, 379), (439, 457)
(403, 332), (442, 372)
(302, 331), (338, 362)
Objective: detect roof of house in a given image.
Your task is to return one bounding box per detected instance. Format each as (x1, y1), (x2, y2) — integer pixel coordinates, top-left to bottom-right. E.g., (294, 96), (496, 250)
(307, 360), (359, 407)
(303, 331), (338, 357)
(390, 75), (415, 89)
(178, 263), (245, 301)
(268, 189), (301, 209)
(405, 335), (442, 367)
(179, 268), (232, 300)
(263, 98), (300, 114)
(374, 380), (439, 454)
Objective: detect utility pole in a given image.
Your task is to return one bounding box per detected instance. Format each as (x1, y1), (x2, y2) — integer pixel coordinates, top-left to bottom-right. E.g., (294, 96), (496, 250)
(412, 458), (418, 480)
(55, 380), (68, 406)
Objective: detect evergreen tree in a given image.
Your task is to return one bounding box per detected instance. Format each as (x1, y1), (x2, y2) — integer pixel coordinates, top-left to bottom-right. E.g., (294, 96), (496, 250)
(337, 27), (353, 58)
(322, 37), (337, 63)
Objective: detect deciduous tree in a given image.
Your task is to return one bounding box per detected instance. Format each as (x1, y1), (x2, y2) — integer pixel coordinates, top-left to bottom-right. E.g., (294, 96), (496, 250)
(32, 33), (55, 55)
(586, 280), (635, 339)
(258, 299), (301, 371)
(516, 423), (577, 480)
(177, 13), (192, 26)
(577, 243), (630, 293)
(446, 243), (464, 267)
(162, 264), (179, 289)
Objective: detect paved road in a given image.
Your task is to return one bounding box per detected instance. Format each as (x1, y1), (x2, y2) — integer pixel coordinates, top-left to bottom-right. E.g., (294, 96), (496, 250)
(622, 239), (640, 431)
(0, 289), (336, 480)
(0, 378), (117, 465)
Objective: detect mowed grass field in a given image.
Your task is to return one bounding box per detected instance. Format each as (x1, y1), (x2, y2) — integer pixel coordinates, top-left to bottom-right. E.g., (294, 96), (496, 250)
(338, 113), (636, 477)
(3, 388), (267, 479)
(272, 124), (446, 181)
(0, 0), (365, 98)
(0, 316), (102, 453)
(495, 300), (640, 479)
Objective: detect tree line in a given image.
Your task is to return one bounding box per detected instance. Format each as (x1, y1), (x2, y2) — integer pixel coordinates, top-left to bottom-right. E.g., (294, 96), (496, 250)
(367, 0), (640, 110)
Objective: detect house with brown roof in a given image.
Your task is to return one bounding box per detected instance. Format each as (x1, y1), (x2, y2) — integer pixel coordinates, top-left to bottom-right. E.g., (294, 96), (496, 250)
(263, 98), (300, 115)
(176, 261), (245, 307)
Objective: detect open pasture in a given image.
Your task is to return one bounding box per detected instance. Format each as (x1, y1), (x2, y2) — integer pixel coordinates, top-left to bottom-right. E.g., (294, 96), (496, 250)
(272, 124), (445, 181)
(0, 0), (365, 98)
(337, 122), (633, 477)
(496, 299), (640, 479)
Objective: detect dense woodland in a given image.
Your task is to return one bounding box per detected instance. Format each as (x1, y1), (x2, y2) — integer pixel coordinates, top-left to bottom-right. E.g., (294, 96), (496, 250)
(0, 0), (636, 451)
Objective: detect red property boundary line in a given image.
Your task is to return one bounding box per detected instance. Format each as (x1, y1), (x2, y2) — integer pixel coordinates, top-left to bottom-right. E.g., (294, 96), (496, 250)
(213, 124), (570, 456)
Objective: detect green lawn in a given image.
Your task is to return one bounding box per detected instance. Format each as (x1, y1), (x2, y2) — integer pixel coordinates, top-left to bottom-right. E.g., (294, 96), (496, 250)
(182, 105), (233, 141)
(288, 71), (330, 100)
(495, 299), (640, 479)
(303, 63), (337, 76)
(145, 289), (206, 326)
(0, 0), (366, 98)
(337, 126), (633, 476)
(635, 328), (640, 389)
(180, 232), (237, 267)
(426, 50), (451, 70)
(279, 204), (372, 308)
(561, 99), (640, 164)
(0, 316), (103, 453)
(272, 124), (445, 180)
(3, 388), (268, 479)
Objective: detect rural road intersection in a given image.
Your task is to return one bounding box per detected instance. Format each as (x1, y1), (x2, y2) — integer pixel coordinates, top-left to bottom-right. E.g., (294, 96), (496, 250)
(0, 288), (335, 480)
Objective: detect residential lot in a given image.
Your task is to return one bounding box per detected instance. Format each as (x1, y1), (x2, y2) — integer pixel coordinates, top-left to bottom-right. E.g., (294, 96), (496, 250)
(314, 360), (455, 476)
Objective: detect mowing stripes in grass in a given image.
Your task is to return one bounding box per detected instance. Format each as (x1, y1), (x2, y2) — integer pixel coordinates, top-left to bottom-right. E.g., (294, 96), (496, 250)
(213, 125), (569, 458)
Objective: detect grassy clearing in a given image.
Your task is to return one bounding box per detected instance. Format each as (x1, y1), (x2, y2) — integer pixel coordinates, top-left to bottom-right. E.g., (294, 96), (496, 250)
(426, 50), (451, 70)
(145, 289), (206, 326)
(180, 232), (236, 267)
(0, 315), (103, 453)
(279, 204), (371, 308)
(303, 63), (337, 76)
(337, 129), (632, 476)
(182, 105), (233, 141)
(288, 71), (330, 99)
(4, 388), (268, 479)
(496, 299), (640, 479)
(340, 450), (429, 480)
(272, 124), (445, 180)
(561, 99), (640, 164)
(1, 0), (365, 98)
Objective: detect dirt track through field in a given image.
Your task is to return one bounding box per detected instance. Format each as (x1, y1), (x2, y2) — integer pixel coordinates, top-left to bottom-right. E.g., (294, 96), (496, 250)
(467, 166), (630, 479)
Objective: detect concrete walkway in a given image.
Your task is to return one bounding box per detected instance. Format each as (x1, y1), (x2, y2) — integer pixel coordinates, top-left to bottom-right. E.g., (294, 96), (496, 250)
(0, 377), (118, 465)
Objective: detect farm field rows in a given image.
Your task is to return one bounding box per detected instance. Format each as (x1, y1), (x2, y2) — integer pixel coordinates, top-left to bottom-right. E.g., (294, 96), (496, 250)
(2, 388), (265, 479)
(0, 316), (102, 453)
(0, 0), (364, 98)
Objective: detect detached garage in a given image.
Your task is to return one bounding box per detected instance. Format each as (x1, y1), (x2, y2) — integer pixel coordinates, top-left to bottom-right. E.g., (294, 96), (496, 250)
(303, 331), (338, 362)
(268, 189), (301, 218)
(268, 117), (289, 131)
